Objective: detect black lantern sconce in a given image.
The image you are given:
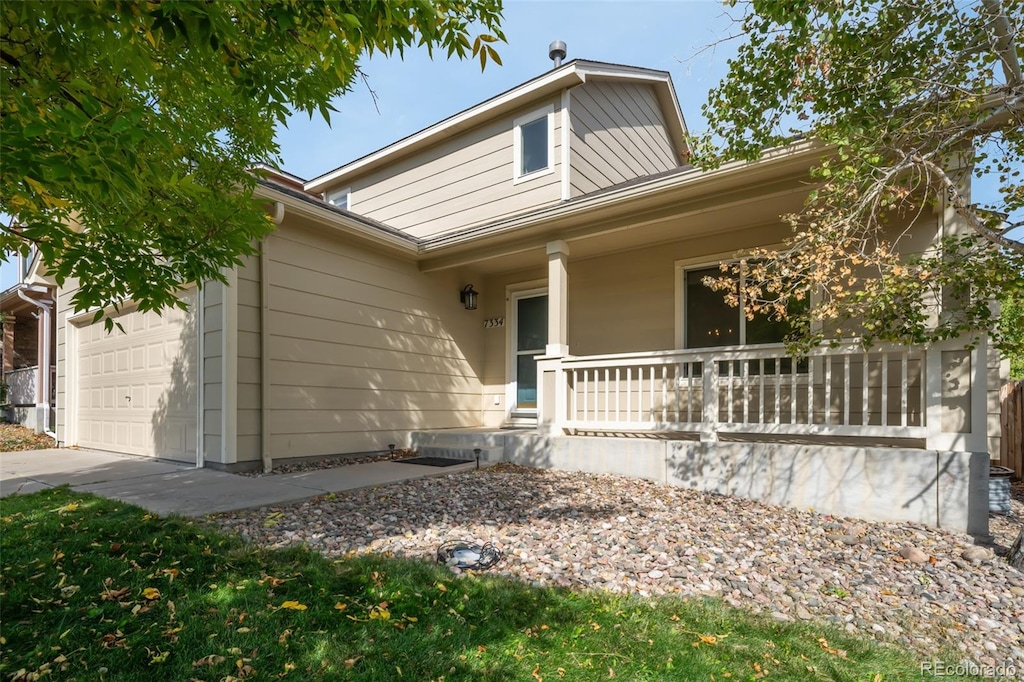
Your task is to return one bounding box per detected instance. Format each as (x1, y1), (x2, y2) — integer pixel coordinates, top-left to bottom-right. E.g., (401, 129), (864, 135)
(460, 284), (479, 310)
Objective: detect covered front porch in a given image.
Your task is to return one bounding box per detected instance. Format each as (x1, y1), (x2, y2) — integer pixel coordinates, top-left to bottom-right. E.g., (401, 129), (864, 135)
(416, 160), (995, 534)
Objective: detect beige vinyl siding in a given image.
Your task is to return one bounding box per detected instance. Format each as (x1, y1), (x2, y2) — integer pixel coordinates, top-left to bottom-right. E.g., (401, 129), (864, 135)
(479, 268), (546, 427)
(569, 80), (679, 198)
(54, 279), (79, 444)
(572, 225), (792, 356)
(263, 217), (483, 459)
(235, 255), (262, 463)
(202, 281), (223, 462)
(329, 96), (563, 239)
(478, 225), (792, 427)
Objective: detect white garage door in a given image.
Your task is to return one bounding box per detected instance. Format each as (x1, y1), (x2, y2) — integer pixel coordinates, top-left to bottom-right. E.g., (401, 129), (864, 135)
(75, 291), (198, 461)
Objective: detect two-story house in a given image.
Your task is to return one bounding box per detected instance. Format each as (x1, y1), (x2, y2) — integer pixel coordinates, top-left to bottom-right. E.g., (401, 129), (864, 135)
(53, 57), (1004, 534)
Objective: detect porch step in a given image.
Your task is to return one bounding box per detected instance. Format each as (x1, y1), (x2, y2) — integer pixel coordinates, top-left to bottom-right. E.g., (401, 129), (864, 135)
(410, 428), (530, 465)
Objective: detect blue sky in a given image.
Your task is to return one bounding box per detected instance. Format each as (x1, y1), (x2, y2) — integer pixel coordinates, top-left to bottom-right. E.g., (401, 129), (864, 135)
(3, 0), (735, 291)
(276, 0), (737, 181)
(3, 0), (1018, 289)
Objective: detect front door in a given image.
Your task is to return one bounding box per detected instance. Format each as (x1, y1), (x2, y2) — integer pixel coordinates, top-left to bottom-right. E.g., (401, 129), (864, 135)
(511, 290), (548, 415)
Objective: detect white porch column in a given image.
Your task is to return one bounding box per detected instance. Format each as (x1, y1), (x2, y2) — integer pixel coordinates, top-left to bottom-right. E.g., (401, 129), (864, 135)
(545, 239), (570, 357)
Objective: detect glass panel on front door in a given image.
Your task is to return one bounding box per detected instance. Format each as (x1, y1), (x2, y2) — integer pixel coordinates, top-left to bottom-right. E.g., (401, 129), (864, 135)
(514, 294), (547, 410)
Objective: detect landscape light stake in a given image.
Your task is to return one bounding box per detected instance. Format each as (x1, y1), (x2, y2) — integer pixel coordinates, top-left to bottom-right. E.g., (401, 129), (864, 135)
(474, 448), (481, 470)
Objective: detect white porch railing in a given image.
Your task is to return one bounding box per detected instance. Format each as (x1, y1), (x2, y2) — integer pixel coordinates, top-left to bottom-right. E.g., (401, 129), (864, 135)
(5, 366), (38, 406)
(538, 342), (927, 441)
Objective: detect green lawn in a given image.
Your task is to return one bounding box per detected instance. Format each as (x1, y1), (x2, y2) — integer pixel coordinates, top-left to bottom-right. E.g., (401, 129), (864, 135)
(0, 488), (970, 681)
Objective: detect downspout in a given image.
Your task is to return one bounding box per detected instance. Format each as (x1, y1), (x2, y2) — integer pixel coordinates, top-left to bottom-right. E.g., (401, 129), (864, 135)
(16, 287), (56, 441)
(196, 286), (205, 469)
(262, 202), (284, 473)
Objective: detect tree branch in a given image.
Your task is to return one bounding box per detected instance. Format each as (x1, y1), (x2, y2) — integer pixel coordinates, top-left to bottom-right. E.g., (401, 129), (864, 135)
(981, 0), (1023, 85)
(912, 154), (1024, 254)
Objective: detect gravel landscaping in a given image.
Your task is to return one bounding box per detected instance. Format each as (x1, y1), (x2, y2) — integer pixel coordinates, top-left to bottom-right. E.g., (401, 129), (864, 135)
(213, 464), (1024, 670)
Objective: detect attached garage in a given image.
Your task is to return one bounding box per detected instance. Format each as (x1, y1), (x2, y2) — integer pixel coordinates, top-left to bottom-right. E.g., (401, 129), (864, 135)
(69, 291), (198, 462)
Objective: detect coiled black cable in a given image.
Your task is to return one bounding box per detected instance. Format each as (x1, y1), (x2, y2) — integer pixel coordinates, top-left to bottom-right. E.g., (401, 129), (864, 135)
(436, 541), (504, 570)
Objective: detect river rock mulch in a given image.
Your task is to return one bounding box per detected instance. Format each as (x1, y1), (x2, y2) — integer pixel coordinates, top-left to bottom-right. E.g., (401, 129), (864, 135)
(238, 449), (417, 477)
(213, 464), (1024, 670)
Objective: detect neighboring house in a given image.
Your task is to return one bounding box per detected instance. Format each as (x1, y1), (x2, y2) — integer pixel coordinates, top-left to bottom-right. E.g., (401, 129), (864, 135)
(1, 245), (56, 434)
(53, 57), (1006, 534)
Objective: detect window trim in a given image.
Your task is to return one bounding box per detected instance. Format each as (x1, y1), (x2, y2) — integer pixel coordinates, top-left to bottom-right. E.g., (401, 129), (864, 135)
(512, 104), (555, 184)
(325, 187), (352, 211)
(674, 248), (788, 350)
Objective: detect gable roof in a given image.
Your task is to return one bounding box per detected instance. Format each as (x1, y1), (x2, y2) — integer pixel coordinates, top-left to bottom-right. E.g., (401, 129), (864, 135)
(304, 59), (689, 194)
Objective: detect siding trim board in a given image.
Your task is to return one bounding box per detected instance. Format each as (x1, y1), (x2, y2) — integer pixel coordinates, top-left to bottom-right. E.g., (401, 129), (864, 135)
(561, 89), (571, 201)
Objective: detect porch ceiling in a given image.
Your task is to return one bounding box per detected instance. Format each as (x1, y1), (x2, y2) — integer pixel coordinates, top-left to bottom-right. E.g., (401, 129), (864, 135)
(430, 181), (810, 277)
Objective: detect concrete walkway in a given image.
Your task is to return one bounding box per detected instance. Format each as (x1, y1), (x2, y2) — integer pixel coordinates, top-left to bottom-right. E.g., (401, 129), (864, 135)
(0, 449), (475, 516)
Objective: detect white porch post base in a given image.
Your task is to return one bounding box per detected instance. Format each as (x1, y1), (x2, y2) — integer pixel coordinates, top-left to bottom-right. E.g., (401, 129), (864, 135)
(700, 356), (719, 442)
(536, 356), (568, 436)
(925, 336), (989, 454)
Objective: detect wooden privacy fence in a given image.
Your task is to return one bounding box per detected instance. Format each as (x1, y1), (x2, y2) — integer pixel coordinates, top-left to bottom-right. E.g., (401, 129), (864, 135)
(1001, 380), (1024, 478)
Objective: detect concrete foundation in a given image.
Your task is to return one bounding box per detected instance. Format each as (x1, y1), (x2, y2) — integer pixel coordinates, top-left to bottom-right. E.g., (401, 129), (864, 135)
(412, 429), (990, 536)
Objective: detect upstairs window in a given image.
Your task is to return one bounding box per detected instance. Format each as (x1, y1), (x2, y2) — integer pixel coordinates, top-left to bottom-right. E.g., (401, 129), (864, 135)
(326, 188), (351, 211)
(513, 104), (555, 183)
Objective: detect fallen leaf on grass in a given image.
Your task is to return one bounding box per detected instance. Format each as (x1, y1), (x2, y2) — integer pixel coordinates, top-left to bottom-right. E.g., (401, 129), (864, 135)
(142, 587), (161, 600)
(50, 502), (80, 515)
(99, 632), (127, 649)
(817, 637), (847, 658)
(101, 586), (131, 602)
(333, 602), (347, 611)
(344, 657), (361, 669)
(235, 659), (256, 678)
(279, 601), (307, 611)
(260, 575), (286, 587)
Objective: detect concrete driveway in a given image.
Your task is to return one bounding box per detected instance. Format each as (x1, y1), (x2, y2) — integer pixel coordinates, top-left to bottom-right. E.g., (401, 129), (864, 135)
(0, 449), (474, 516)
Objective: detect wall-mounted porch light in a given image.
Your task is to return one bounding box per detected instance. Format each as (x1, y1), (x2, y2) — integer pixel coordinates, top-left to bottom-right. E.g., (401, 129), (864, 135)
(460, 284), (479, 310)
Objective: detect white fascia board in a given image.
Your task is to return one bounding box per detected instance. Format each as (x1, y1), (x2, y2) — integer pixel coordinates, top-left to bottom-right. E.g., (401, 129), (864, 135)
(573, 61), (673, 83)
(304, 65), (587, 193)
(254, 184), (418, 254)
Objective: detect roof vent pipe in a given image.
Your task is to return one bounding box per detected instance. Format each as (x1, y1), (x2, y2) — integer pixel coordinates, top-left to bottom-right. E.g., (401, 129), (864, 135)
(549, 40), (567, 68)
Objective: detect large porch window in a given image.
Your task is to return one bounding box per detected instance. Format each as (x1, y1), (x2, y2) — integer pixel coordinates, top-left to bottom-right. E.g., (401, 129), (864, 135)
(683, 264), (798, 349)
